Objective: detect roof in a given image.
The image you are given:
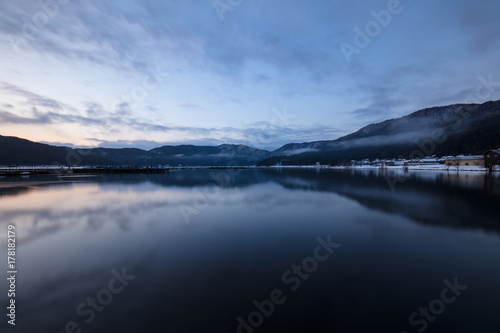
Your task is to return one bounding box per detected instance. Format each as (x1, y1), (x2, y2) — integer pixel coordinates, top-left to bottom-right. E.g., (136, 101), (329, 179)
(485, 149), (500, 154)
(446, 155), (483, 161)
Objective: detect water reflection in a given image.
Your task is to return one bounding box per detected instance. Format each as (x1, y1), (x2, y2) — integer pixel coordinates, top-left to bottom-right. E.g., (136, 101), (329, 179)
(2, 169), (499, 240)
(0, 169), (499, 333)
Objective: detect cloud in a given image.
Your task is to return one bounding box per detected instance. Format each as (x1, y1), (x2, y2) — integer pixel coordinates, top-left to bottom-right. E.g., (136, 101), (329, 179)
(1, 1), (500, 151)
(2, 82), (63, 110)
(2, 1), (499, 88)
(38, 141), (78, 148)
(178, 103), (204, 110)
(0, 1), (345, 79)
(340, 131), (433, 149)
(0, 109), (45, 124)
(1, 82), (341, 150)
(83, 138), (168, 150)
(351, 98), (405, 122)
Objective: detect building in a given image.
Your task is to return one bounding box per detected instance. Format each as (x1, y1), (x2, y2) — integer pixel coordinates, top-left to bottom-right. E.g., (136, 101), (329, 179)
(445, 155), (485, 167)
(421, 157), (439, 164)
(484, 149), (500, 168)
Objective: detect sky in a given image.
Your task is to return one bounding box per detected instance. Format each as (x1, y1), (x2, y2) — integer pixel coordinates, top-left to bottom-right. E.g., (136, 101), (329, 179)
(1, 0), (499, 151)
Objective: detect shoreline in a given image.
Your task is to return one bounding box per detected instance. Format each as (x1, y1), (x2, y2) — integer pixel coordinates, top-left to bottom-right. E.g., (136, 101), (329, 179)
(0, 164), (499, 178)
(265, 164), (500, 173)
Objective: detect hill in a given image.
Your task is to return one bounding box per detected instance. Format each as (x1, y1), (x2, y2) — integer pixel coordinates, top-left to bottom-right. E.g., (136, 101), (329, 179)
(1, 99), (499, 167)
(0, 136), (269, 166)
(257, 100), (500, 165)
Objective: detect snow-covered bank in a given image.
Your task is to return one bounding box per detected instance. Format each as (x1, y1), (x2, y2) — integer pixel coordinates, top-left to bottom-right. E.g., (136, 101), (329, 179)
(267, 164), (500, 173)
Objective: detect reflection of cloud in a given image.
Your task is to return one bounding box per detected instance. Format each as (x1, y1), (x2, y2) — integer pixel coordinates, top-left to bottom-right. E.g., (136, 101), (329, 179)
(0, 175), (325, 245)
(0, 183), (182, 245)
(2, 169), (498, 247)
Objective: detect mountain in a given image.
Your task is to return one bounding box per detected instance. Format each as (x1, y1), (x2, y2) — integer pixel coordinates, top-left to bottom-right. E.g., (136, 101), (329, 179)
(0, 136), (111, 166)
(79, 144), (269, 166)
(1, 99), (499, 167)
(257, 99), (500, 165)
(0, 136), (269, 166)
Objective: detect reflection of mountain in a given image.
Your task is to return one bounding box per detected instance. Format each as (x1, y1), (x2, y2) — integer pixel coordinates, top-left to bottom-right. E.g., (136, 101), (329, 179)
(0, 184), (33, 197)
(143, 168), (500, 234)
(1, 169), (499, 235)
(265, 169), (500, 234)
(0, 178), (81, 197)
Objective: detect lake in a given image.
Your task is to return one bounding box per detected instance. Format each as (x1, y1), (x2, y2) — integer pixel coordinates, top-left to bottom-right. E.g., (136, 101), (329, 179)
(1, 168), (499, 333)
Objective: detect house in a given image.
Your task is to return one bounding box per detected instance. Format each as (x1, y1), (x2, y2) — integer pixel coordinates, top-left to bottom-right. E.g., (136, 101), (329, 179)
(445, 155), (485, 167)
(358, 159), (371, 166)
(484, 149), (500, 168)
(408, 158), (422, 166)
(421, 157), (439, 164)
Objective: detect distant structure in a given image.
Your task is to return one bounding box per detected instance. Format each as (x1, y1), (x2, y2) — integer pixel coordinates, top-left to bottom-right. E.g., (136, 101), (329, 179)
(444, 155), (485, 167)
(331, 149), (500, 171)
(484, 149), (500, 168)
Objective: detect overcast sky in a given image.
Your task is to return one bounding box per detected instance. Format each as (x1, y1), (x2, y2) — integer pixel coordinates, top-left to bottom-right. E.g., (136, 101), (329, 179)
(1, 0), (499, 150)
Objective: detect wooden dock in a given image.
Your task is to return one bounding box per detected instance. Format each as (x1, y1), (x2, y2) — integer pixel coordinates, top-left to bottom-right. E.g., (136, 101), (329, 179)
(0, 166), (172, 177)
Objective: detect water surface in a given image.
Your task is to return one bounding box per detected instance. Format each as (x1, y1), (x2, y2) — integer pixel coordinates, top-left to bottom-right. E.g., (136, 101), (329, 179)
(0, 168), (499, 333)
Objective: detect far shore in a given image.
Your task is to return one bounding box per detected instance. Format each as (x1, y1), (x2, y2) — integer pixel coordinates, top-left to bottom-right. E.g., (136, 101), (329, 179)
(267, 164), (500, 173)
(0, 164), (499, 178)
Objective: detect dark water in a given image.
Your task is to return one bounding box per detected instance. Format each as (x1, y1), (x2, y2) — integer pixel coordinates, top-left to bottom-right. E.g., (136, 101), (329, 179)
(0, 168), (499, 333)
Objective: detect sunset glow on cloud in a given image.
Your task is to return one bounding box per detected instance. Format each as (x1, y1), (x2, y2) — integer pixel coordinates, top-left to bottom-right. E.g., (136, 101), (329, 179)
(1, 0), (499, 150)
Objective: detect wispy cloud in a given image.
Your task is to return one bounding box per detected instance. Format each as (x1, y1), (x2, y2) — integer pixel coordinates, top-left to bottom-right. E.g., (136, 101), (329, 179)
(2, 82), (63, 110)
(1, 1), (500, 150)
(0, 1), (344, 78)
(0, 82), (340, 149)
(178, 103), (204, 110)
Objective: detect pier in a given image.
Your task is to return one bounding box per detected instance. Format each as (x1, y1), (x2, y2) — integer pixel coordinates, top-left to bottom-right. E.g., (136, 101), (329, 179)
(0, 166), (172, 177)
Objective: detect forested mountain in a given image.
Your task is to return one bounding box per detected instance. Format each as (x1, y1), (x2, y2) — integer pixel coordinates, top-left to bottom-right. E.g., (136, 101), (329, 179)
(257, 100), (500, 165)
(1, 100), (499, 167)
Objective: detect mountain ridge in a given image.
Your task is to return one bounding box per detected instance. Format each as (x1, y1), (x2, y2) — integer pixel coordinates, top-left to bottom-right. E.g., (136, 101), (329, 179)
(1, 99), (499, 166)
(258, 100), (500, 165)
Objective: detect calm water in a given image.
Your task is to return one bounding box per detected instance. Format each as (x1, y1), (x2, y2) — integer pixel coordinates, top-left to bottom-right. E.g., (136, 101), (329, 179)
(0, 168), (499, 333)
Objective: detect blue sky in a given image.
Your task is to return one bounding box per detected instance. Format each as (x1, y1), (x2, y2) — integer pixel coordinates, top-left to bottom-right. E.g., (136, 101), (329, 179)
(1, 0), (499, 150)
